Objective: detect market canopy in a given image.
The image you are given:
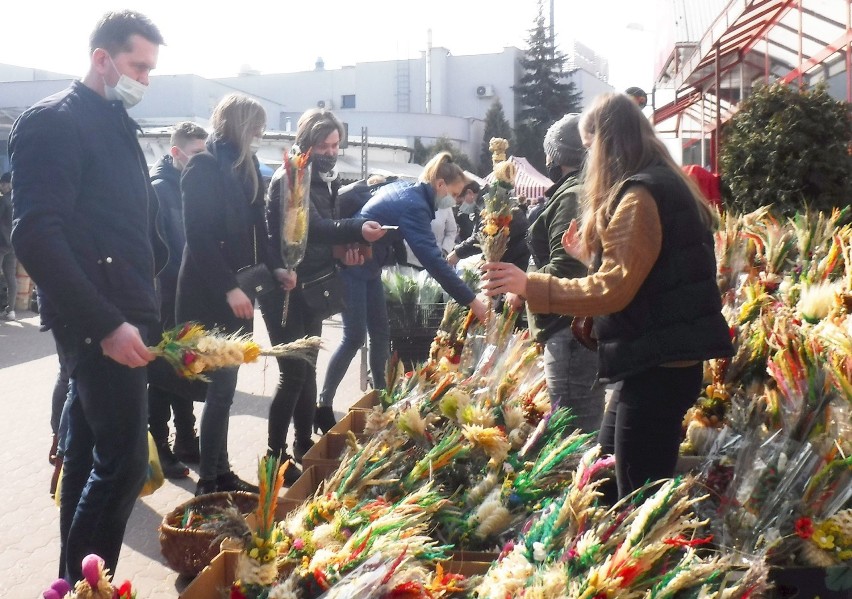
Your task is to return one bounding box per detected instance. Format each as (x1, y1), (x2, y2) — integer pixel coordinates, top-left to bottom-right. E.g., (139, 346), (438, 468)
(483, 156), (553, 200)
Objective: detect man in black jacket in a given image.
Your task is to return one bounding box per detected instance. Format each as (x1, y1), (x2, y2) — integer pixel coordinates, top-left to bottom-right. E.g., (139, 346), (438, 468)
(147, 122), (208, 478)
(9, 10), (165, 582)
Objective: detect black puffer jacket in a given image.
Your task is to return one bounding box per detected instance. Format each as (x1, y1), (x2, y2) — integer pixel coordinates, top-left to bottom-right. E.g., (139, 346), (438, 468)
(176, 138), (267, 334)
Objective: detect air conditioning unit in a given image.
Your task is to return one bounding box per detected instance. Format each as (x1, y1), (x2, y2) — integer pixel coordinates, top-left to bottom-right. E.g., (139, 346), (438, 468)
(316, 98), (333, 109)
(476, 85), (495, 98)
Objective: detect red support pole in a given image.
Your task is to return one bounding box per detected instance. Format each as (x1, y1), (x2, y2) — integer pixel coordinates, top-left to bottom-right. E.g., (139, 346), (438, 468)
(798, 0), (804, 87)
(715, 42), (721, 173)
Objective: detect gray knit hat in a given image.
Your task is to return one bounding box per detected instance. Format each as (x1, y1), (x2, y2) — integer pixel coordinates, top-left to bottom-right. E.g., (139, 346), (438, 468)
(543, 113), (585, 168)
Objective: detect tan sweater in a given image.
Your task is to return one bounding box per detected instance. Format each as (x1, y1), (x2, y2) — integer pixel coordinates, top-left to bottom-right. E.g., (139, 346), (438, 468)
(526, 186), (662, 318)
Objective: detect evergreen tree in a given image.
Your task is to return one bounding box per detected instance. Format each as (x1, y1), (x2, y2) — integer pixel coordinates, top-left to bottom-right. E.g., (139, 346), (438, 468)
(720, 83), (852, 216)
(413, 136), (474, 172)
(513, 0), (582, 172)
(479, 99), (513, 176)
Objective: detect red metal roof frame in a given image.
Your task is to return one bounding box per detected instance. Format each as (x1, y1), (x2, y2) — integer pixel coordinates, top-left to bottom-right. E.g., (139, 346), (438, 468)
(653, 0), (852, 169)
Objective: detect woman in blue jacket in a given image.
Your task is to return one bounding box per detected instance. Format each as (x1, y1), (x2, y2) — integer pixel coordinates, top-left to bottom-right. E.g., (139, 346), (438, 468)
(316, 152), (488, 431)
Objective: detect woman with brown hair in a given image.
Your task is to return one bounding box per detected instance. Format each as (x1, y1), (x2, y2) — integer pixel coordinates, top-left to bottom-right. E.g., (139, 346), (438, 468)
(481, 92), (732, 501)
(177, 93), (278, 496)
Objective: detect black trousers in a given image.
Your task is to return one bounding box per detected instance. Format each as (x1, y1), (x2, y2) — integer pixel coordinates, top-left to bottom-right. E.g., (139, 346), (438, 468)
(597, 363), (702, 502)
(259, 288), (323, 455)
(147, 385), (196, 445)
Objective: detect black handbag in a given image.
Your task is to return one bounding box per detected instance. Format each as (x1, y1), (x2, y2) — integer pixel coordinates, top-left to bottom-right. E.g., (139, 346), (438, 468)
(235, 226), (277, 302)
(300, 266), (345, 320)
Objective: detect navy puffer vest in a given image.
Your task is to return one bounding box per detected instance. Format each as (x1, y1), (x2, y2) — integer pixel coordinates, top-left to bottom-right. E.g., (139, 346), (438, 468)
(593, 165), (732, 383)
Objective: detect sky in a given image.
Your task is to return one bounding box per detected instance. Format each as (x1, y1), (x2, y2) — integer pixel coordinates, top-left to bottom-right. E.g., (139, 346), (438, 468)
(3, 0), (661, 94)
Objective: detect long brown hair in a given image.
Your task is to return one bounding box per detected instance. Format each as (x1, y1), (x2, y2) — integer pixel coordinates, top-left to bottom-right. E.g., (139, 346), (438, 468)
(578, 92), (715, 255)
(210, 93), (266, 200)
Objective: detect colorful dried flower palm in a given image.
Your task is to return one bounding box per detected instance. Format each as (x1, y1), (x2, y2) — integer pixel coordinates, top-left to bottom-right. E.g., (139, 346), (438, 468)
(279, 145), (312, 325)
(149, 322), (321, 381)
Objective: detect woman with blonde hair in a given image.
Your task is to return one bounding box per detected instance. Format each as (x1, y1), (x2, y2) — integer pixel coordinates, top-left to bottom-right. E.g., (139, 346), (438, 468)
(317, 152), (488, 430)
(177, 93), (285, 495)
(482, 92), (732, 501)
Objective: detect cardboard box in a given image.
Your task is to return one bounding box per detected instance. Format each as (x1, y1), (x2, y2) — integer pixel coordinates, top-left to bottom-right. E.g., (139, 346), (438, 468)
(349, 389), (379, 412)
(328, 409), (368, 437)
(302, 433), (350, 471)
(444, 560), (493, 577)
(179, 551), (493, 598)
(275, 464), (340, 520)
(179, 549), (238, 599)
(449, 550), (500, 564)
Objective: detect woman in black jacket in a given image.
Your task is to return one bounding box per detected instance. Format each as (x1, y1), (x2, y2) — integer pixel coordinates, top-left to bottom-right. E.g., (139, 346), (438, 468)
(177, 93), (276, 496)
(260, 108), (384, 483)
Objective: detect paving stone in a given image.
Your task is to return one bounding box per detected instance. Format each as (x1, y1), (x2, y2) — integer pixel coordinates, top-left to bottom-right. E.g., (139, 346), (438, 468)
(0, 310), (366, 596)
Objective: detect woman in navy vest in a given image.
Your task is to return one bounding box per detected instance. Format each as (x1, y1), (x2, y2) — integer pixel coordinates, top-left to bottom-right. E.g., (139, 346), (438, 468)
(482, 92), (732, 501)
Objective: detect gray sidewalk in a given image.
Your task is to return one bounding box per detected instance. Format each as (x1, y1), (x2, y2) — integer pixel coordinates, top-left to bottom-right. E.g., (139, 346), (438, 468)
(0, 309), (365, 597)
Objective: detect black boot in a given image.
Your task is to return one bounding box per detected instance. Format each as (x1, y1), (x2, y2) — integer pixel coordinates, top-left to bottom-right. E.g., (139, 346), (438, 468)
(293, 438), (314, 464)
(156, 441), (189, 480)
(173, 432), (200, 464)
(267, 448), (302, 486)
(216, 470), (259, 494)
(195, 478), (217, 496)
(314, 406), (337, 435)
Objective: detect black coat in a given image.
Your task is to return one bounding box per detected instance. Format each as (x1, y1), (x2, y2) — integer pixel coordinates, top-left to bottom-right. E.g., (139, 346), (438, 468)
(150, 155), (184, 328)
(176, 138), (267, 334)
(9, 80), (165, 343)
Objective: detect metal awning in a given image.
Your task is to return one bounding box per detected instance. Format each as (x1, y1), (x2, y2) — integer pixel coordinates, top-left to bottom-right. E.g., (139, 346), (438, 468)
(653, 0), (852, 168)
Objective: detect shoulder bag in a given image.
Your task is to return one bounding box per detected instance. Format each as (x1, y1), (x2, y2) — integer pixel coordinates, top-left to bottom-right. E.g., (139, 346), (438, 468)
(235, 226), (277, 302)
(300, 265), (345, 320)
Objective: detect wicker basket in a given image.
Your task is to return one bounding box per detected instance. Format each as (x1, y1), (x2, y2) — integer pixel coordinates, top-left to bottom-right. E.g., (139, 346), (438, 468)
(158, 491), (258, 577)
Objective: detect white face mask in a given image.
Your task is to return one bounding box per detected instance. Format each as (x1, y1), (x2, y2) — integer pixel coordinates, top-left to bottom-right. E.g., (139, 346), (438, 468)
(249, 137), (262, 153)
(436, 194), (455, 210)
(104, 56), (147, 108)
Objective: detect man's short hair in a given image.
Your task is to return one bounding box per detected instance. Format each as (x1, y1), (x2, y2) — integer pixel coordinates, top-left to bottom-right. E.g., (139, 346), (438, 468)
(170, 121), (208, 148)
(89, 10), (165, 55)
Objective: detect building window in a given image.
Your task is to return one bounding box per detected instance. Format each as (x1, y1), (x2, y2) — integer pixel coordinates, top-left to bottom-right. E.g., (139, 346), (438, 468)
(341, 94), (356, 109)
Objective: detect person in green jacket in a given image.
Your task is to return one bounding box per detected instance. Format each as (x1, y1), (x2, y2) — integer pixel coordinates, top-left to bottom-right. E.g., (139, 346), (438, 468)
(506, 113), (604, 434)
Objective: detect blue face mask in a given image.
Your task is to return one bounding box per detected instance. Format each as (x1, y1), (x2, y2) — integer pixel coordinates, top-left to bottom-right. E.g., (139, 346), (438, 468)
(436, 194), (455, 209)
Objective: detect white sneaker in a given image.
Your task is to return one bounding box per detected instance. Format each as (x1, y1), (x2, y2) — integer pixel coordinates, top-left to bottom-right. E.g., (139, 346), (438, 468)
(3, 310), (15, 321)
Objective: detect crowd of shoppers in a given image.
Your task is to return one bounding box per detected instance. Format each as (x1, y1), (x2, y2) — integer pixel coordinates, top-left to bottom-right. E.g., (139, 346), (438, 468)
(5, 7), (729, 579)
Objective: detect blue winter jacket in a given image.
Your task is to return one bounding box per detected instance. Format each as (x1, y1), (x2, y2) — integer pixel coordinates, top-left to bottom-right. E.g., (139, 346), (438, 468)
(355, 180), (476, 305)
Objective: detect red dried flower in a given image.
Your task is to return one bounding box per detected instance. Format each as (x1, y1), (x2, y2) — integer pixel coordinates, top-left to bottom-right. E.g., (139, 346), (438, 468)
(794, 517), (814, 539)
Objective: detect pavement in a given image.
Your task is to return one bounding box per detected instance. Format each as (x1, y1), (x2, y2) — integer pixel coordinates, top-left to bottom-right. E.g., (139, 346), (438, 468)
(0, 309), (367, 597)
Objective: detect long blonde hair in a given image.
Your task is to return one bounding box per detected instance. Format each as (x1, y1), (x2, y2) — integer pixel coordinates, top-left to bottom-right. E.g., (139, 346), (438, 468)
(578, 92), (715, 255)
(419, 151), (466, 186)
(210, 93), (266, 200)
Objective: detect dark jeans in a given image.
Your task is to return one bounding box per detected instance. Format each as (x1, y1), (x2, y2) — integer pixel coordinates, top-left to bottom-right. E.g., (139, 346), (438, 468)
(148, 385), (196, 446)
(56, 324), (149, 582)
(259, 288), (323, 455)
(198, 366), (239, 481)
(597, 363), (702, 502)
(51, 334), (71, 435)
(319, 269), (389, 408)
